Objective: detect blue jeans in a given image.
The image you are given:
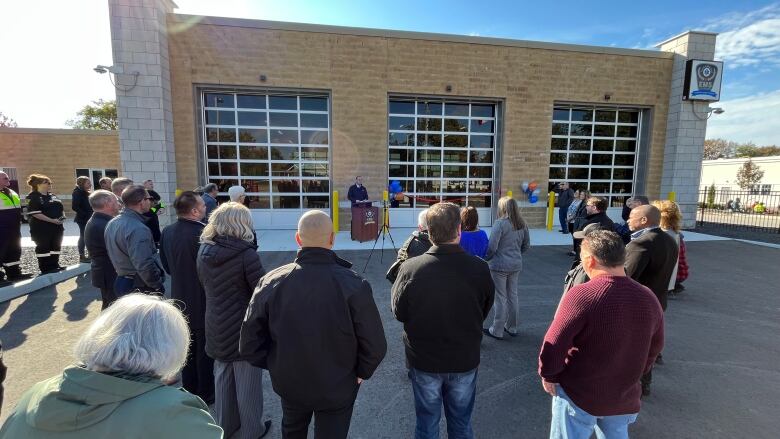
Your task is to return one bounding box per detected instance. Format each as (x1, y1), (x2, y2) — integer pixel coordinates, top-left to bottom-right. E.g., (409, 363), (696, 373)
(409, 368), (477, 439)
(550, 386), (637, 439)
(559, 207), (569, 232)
(114, 276), (135, 297)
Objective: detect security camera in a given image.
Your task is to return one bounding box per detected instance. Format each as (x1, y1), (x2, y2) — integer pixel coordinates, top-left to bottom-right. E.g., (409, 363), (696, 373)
(93, 65), (109, 74)
(711, 107), (725, 115)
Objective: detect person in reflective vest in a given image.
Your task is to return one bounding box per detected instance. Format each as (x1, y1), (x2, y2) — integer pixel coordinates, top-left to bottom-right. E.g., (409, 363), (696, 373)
(0, 172), (32, 283)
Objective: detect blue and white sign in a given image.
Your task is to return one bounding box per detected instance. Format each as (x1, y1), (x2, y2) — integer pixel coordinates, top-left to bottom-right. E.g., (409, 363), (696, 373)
(683, 59), (724, 101)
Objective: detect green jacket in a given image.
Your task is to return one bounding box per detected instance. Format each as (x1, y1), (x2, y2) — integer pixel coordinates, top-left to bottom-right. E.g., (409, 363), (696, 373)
(0, 366), (222, 438)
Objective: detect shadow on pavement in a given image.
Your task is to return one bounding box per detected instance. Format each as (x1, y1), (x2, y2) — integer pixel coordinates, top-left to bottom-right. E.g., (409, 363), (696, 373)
(0, 286), (57, 350)
(63, 273), (97, 322)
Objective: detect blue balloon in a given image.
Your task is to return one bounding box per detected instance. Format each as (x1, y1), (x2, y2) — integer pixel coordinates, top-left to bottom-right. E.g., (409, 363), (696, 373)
(389, 180), (402, 192)
(529, 195), (538, 203)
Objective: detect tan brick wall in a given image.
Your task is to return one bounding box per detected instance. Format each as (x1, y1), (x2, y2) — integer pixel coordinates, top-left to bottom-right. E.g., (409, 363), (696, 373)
(0, 128), (120, 215)
(168, 20), (673, 227)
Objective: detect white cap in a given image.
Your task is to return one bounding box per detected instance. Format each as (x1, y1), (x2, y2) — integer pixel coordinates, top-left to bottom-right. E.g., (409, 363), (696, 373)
(227, 185), (245, 202)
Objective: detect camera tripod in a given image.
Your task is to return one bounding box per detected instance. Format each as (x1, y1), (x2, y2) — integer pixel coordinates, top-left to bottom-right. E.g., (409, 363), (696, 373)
(363, 200), (397, 273)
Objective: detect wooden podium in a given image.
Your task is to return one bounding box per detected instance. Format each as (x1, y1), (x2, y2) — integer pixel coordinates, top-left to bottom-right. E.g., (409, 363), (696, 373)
(351, 203), (379, 242)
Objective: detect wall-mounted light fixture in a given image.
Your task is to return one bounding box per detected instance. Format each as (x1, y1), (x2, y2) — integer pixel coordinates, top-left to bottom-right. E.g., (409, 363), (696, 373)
(445, 85), (452, 92)
(93, 64), (139, 92)
(259, 74), (267, 82)
(692, 105), (725, 120)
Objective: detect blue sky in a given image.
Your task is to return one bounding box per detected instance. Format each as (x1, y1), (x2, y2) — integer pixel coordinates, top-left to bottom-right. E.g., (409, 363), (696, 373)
(1, 0), (778, 144)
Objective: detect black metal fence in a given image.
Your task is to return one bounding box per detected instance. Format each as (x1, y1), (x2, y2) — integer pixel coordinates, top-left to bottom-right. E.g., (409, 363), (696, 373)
(697, 188), (780, 233)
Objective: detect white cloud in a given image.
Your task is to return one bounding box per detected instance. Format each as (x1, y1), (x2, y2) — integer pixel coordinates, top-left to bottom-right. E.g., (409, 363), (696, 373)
(706, 88), (780, 145)
(699, 3), (780, 68)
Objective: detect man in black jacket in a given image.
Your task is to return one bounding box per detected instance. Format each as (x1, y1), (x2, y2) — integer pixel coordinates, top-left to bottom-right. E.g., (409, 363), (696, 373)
(625, 204), (678, 396)
(160, 191), (214, 404)
(391, 202), (495, 439)
(240, 210), (387, 439)
(573, 196), (615, 261)
(84, 190), (120, 309)
(387, 208), (431, 283)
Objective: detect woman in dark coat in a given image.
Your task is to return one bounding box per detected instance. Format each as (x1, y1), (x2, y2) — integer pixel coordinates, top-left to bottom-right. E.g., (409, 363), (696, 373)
(196, 202), (271, 439)
(72, 176), (93, 263)
(26, 174), (65, 274)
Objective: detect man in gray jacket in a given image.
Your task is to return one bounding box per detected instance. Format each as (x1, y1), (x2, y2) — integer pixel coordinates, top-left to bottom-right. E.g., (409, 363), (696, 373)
(104, 185), (164, 296)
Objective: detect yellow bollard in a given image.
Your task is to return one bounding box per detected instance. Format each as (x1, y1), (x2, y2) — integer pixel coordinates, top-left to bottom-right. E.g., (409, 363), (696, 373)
(507, 190), (513, 198)
(332, 191), (339, 233)
(668, 191), (676, 202)
(382, 190), (390, 229)
(547, 191), (555, 231)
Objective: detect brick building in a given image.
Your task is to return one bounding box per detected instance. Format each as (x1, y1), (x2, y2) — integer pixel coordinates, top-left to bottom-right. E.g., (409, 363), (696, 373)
(103, 0), (718, 229)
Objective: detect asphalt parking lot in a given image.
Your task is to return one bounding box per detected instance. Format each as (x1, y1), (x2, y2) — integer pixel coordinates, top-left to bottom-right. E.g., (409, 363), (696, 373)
(1, 240), (778, 438)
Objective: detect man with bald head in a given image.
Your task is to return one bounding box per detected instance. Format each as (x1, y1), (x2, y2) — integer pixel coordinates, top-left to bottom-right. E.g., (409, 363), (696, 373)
(625, 203), (678, 397)
(240, 211), (387, 439)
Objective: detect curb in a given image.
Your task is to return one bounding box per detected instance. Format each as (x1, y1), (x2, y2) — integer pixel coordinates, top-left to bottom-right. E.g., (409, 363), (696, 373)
(0, 263), (91, 303)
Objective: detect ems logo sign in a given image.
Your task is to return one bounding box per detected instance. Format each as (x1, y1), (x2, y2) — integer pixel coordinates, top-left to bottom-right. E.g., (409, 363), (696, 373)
(683, 59), (724, 101)
(364, 209), (376, 225)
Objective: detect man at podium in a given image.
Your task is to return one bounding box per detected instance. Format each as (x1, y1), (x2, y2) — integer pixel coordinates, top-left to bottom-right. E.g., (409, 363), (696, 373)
(348, 176), (370, 207)
(348, 176), (377, 241)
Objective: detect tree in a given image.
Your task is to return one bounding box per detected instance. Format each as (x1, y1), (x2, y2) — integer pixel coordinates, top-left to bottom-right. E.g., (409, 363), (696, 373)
(734, 142), (759, 158)
(707, 183), (716, 208)
(703, 138), (736, 160)
(753, 146), (780, 157)
(66, 99), (118, 130)
(0, 112), (17, 128)
(735, 159), (764, 189)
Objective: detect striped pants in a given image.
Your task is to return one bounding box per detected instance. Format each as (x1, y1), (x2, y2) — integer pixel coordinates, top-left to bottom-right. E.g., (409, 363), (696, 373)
(214, 359), (266, 439)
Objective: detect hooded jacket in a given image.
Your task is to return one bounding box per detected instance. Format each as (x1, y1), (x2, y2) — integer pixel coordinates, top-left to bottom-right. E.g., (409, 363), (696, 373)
(0, 366), (221, 438)
(197, 235), (265, 361)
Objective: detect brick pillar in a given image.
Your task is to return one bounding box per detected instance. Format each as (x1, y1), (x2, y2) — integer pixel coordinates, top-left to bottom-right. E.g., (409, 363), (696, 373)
(108, 0), (177, 225)
(657, 31), (718, 228)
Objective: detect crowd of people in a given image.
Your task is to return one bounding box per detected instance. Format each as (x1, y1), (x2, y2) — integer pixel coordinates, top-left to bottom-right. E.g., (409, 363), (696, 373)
(0, 174), (690, 438)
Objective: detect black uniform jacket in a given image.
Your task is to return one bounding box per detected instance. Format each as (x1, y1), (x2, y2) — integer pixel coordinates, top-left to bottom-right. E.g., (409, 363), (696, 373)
(625, 228), (679, 311)
(240, 247), (387, 407)
(160, 218), (207, 330)
(84, 212), (118, 289)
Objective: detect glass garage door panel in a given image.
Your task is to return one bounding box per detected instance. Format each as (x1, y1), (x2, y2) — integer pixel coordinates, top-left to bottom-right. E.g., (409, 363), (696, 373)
(203, 92), (330, 228)
(387, 99), (496, 216)
(548, 106), (641, 207)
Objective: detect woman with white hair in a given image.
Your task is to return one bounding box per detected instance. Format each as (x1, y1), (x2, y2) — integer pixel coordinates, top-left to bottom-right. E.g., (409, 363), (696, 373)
(197, 202), (271, 438)
(0, 294), (222, 438)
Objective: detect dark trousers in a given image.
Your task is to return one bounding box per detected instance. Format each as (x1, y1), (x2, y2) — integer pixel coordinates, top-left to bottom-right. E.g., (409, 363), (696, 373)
(114, 275), (160, 296)
(31, 225), (64, 272)
(182, 328), (214, 404)
(76, 221), (87, 256)
(0, 226), (23, 279)
(100, 287), (118, 310)
(558, 207), (568, 232)
(281, 389), (358, 439)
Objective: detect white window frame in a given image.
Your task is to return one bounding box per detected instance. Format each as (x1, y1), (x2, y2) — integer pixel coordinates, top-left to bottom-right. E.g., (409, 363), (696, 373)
(387, 99), (497, 211)
(202, 92), (331, 212)
(548, 106), (642, 206)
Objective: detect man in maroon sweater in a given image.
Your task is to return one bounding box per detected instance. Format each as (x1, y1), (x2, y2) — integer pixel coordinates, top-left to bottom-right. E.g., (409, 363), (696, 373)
(539, 230), (664, 439)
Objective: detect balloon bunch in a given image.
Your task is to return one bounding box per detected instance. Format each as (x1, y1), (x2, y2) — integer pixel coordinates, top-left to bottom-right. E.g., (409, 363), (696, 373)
(521, 180), (542, 203)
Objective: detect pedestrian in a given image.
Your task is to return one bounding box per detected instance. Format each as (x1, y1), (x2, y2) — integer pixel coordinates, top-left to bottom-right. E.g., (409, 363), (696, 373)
(143, 180), (164, 245)
(564, 189), (582, 256)
(0, 172), (32, 284)
(84, 190), (121, 309)
(484, 196), (531, 340)
(555, 182), (575, 233)
(391, 202), (494, 439)
(539, 229), (664, 439)
(72, 176), (93, 263)
(197, 202), (272, 439)
(110, 177), (134, 202)
(568, 190), (589, 256)
(615, 196), (650, 243)
(104, 185), (165, 295)
(228, 185), (246, 204)
(25, 174), (65, 274)
(0, 294), (223, 438)
(459, 206), (489, 258)
(202, 183), (219, 219)
(241, 210), (387, 439)
(98, 176), (112, 191)
(386, 209), (431, 283)
(572, 196), (614, 261)
(160, 191), (214, 404)
(625, 204), (678, 396)
(652, 199), (682, 298)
